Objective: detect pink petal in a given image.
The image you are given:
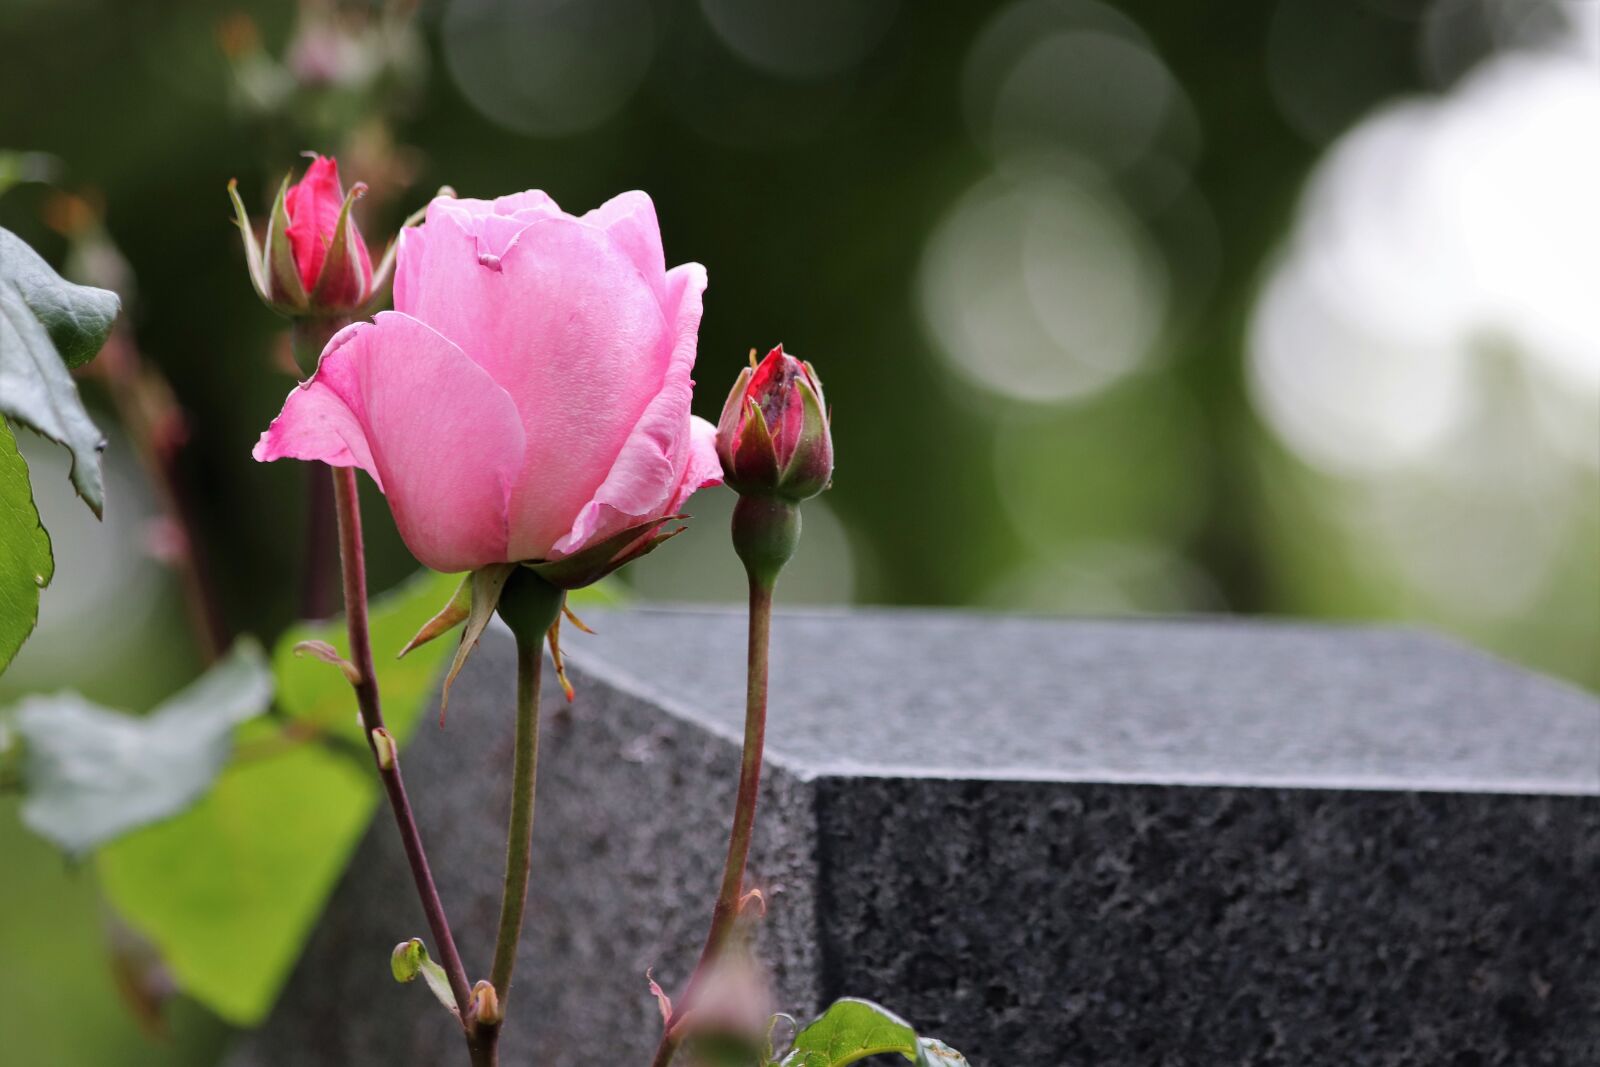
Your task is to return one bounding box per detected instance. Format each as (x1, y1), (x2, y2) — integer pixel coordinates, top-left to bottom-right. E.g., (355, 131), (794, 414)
(284, 156), (344, 292)
(583, 191), (666, 300)
(253, 312), (525, 573)
(399, 209), (682, 560)
(550, 263), (713, 557)
(667, 415), (726, 514)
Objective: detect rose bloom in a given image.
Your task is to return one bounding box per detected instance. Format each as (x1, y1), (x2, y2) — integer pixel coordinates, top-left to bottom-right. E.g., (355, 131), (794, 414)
(255, 190), (722, 575)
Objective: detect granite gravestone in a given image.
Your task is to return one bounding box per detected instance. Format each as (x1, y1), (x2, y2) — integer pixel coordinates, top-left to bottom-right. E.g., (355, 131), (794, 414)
(229, 609), (1600, 1066)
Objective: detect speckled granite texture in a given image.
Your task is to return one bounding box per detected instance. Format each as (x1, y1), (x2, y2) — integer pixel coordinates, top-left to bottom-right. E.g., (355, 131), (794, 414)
(230, 609), (1600, 1066)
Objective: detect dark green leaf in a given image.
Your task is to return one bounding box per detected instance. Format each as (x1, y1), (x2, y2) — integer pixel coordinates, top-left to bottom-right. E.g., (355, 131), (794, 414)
(0, 418), (52, 673)
(0, 227), (118, 515)
(10, 639), (273, 855)
(95, 569), (461, 1025)
(0, 226), (119, 368)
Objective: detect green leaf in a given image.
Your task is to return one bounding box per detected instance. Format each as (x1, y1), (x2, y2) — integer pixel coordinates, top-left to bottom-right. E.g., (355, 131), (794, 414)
(0, 226), (118, 516)
(779, 999), (969, 1067)
(0, 418), (52, 674)
(9, 639), (273, 856)
(390, 937), (457, 1014)
(96, 569), (461, 1026)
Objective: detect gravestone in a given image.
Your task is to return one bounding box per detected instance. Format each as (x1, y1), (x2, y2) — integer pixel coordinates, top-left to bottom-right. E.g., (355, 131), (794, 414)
(229, 609), (1600, 1066)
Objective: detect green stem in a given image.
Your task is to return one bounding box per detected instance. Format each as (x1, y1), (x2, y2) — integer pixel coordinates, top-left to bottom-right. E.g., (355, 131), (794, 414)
(490, 631), (544, 999)
(650, 576), (774, 1067)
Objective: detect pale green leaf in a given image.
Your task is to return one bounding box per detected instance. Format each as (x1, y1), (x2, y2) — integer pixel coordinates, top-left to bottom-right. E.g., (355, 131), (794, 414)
(10, 639), (272, 855)
(390, 937), (458, 1014)
(96, 569), (462, 1026)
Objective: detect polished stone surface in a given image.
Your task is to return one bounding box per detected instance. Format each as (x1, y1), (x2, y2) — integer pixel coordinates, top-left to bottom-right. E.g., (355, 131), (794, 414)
(230, 609), (1600, 1066)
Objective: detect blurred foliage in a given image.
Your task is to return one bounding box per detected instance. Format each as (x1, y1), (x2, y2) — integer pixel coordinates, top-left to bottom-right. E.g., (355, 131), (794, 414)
(99, 569), (458, 1026)
(0, 0), (1592, 1064)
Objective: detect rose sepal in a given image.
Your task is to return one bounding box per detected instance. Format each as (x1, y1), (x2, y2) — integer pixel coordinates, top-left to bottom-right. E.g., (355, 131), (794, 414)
(778, 365), (831, 499)
(308, 179), (371, 310)
(525, 515), (689, 591)
(265, 174), (311, 313)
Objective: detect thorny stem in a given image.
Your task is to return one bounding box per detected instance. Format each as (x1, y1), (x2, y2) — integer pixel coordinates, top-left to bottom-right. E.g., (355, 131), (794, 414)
(332, 465), (477, 1050)
(650, 577), (774, 1067)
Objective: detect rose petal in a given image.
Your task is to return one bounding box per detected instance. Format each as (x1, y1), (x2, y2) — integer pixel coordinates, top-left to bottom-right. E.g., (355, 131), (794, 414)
(583, 191), (667, 300)
(398, 211), (678, 559)
(284, 156), (344, 292)
(254, 312), (525, 572)
(550, 263), (713, 557)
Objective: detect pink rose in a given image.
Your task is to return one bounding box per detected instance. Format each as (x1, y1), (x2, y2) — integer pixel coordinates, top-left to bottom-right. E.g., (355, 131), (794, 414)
(253, 189), (723, 577)
(716, 345), (832, 502)
(228, 154), (378, 316)
(283, 155), (373, 303)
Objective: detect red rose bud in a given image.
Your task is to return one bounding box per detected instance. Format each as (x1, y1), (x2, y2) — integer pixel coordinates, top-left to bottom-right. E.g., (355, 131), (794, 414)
(228, 154), (379, 317)
(716, 345), (832, 502)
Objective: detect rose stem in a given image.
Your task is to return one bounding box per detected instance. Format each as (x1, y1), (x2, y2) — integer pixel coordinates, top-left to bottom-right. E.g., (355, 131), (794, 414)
(471, 625), (547, 1067)
(650, 575), (774, 1067)
(474, 569), (564, 1066)
(331, 465), (476, 1038)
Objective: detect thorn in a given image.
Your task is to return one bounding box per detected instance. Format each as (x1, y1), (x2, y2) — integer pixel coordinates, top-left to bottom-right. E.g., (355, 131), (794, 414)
(547, 614), (576, 702)
(738, 888), (767, 918)
(562, 601), (596, 635)
(293, 639), (362, 686)
(647, 969), (672, 1026)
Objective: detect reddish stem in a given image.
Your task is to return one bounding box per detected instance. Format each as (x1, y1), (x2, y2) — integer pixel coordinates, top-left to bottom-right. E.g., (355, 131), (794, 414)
(331, 465), (480, 1055)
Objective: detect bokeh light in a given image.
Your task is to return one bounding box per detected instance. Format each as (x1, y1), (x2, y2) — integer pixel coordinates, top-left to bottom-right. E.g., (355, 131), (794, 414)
(917, 164), (1169, 405)
(625, 487), (858, 605)
(1249, 27), (1600, 623)
(442, 0), (655, 137)
(697, 0), (899, 81)
(963, 0), (1201, 210)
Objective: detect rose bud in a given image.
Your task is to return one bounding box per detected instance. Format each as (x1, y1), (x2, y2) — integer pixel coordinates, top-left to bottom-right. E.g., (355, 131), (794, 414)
(716, 345), (832, 503)
(228, 154), (380, 317)
(254, 189), (722, 583)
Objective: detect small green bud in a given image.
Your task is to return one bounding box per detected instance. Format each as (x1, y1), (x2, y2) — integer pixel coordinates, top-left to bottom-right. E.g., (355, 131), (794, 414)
(391, 938), (425, 983)
(371, 727), (397, 771)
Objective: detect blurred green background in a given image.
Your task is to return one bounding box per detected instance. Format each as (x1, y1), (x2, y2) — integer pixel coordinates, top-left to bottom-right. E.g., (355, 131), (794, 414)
(1, 0), (1595, 1063)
